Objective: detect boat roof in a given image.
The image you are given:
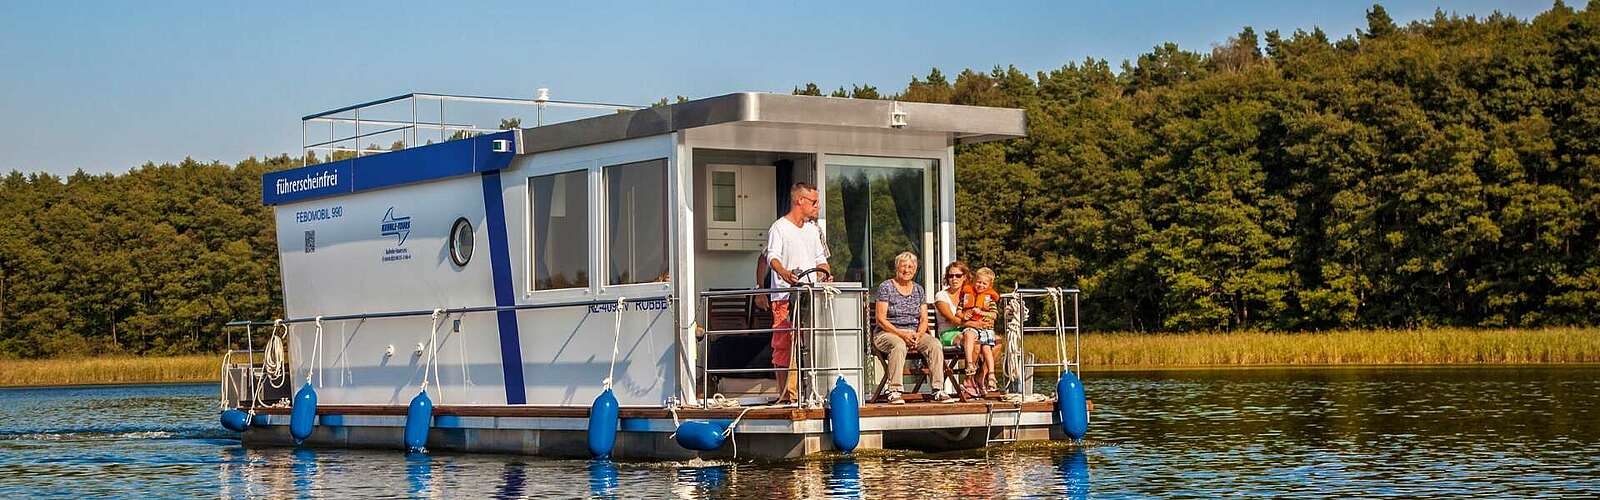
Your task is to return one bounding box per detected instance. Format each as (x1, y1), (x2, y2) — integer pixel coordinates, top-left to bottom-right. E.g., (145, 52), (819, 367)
(517, 92), (1026, 154)
(262, 92), (1025, 205)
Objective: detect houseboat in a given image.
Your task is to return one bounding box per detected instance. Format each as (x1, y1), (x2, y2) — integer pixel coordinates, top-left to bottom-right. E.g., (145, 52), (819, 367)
(217, 90), (1089, 459)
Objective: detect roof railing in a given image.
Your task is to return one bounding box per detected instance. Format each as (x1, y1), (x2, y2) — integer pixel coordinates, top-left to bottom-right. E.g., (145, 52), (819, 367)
(300, 89), (642, 158)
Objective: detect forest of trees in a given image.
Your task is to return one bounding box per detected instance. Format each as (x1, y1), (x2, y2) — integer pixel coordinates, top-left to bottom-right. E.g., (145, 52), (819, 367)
(1, 4), (1597, 358)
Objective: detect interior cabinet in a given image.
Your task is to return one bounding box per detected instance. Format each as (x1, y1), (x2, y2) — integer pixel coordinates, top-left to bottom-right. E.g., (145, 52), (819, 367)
(705, 164), (775, 251)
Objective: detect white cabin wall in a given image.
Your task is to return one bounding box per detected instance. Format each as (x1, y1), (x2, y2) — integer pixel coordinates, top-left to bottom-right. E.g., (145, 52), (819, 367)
(274, 175), (508, 405)
(499, 133), (681, 406)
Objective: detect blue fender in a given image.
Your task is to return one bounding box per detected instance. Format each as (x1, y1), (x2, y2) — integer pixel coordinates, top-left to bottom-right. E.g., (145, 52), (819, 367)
(673, 420), (729, 451)
(405, 390), (433, 452)
(289, 382), (318, 444)
(220, 408), (252, 432)
(587, 388), (619, 458)
(1057, 372), (1088, 440)
(827, 376), (861, 452)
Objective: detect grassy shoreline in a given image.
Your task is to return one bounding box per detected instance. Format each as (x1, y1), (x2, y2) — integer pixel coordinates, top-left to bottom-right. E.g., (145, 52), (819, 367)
(0, 355), (216, 388)
(1024, 327), (1599, 368)
(2, 328), (1596, 387)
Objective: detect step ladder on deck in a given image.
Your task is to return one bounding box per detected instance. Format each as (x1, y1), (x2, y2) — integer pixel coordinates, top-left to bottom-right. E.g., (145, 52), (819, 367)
(984, 403), (1026, 445)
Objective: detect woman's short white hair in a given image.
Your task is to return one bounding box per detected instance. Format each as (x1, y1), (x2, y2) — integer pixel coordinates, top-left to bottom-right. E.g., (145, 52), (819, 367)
(893, 251), (919, 268)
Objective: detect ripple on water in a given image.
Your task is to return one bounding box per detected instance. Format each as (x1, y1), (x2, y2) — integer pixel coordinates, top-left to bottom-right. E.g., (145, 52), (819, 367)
(2, 367), (1599, 497)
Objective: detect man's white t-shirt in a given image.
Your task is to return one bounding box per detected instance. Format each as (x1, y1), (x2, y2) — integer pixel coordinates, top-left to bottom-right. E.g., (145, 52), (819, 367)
(766, 217), (830, 301)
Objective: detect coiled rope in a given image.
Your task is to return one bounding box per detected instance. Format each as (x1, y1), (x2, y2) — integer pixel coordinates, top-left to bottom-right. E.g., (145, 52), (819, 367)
(254, 320), (289, 407)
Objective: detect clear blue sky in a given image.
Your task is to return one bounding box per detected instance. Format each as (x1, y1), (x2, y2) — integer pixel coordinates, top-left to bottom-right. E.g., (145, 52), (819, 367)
(0, 0), (1567, 176)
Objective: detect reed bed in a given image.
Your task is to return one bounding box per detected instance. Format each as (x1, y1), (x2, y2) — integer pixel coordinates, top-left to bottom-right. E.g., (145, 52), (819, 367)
(2, 328), (1596, 387)
(0, 355), (217, 387)
(1024, 327), (1600, 368)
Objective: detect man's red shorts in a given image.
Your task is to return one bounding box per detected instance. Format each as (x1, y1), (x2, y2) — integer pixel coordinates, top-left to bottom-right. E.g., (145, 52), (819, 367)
(770, 299), (792, 368)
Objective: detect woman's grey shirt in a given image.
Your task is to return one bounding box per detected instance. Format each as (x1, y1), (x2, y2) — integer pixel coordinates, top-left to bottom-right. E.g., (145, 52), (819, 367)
(874, 279), (925, 331)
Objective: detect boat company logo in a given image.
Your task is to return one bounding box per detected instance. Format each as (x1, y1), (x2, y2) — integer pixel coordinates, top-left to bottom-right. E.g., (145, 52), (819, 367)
(380, 207), (412, 246)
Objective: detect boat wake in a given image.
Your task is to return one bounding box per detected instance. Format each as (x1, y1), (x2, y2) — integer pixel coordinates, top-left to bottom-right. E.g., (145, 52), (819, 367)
(0, 427), (236, 442)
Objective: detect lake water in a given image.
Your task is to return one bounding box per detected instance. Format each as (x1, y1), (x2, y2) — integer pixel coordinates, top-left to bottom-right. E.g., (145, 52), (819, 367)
(2, 366), (1596, 498)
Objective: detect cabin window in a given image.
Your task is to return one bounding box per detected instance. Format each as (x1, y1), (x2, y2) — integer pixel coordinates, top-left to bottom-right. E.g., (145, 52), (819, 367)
(449, 217), (473, 267)
(529, 170), (590, 290)
(604, 159), (670, 285)
(823, 156), (937, 287)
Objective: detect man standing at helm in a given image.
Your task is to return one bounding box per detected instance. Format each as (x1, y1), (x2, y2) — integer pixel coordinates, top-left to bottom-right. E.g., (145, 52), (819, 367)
(765, 182), (830, 404)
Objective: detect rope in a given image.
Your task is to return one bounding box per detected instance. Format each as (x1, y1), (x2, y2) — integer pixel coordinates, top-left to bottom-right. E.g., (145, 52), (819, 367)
(1045, 288), (1066, 376)
(421, 309), (444, 397)
(255, 320), (289, 407)
(305, 317), (324, 386)
(219, 356), (237, 410)
(604, 296), (626, 389)
(820, 285), (843, 379)
(704, 394), (742, 408)
(1003, 393), (1050, 404)
(725, 406), (754, 458)
(1001, 292), (1025, 393)
(455, 313), (471, 387)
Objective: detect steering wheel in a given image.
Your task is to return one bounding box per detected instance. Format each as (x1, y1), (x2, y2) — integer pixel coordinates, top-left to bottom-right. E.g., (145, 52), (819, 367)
(791, 267), (832, 284)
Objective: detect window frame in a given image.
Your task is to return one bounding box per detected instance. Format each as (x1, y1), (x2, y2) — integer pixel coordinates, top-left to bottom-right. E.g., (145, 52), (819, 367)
(525, 166), (594, 295)
(599, 157), (674, 294)
(818, 154), (941, 291)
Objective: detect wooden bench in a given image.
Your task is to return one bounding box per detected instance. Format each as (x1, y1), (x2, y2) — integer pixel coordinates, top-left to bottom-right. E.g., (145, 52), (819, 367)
(868, 305), (975, 401)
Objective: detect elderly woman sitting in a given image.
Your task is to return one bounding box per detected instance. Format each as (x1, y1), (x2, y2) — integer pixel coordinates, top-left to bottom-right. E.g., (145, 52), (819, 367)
(872, 251), (955, 404)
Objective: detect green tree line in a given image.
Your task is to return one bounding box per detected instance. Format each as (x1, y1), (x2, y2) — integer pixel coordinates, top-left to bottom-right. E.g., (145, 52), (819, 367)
(2, 3), (1597, 358)
(798, 3), (1600, 331)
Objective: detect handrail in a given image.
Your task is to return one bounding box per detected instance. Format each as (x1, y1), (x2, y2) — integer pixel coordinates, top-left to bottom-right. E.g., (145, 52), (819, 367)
(698, 286), (868, 298)
(698, 286), (870, 408)
(301, 91), (646, 161)
(1014, 287), (1082, 295)
(1005, 287), (1080, 398)
(223, 295), (674, 330)
(303, 93), (416, 121)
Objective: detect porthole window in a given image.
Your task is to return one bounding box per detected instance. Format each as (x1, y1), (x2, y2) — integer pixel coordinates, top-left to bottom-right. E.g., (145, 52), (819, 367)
(449, 217), (474, 267)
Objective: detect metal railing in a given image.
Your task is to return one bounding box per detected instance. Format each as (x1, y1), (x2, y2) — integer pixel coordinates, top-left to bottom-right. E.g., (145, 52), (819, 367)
(221, 296), (681, 405)
(225, 296), (673, 327)
(697, 286), (869, 408)
(301, 90), (642, 158)
(219, 322), (260, 408)
(1010, 287), (1081, 396)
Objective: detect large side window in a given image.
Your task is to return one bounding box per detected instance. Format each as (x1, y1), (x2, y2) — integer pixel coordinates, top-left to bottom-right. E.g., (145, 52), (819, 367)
(529, 170), (590, 290)
(604, 159), (669, 285)
(823, 156), (936, 287)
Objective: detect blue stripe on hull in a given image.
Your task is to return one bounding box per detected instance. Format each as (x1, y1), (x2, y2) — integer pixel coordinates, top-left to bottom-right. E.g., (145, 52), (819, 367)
(481, 171), (527, 404)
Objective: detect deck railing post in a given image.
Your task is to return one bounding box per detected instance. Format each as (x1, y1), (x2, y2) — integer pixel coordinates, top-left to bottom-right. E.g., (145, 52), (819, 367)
(700, 292), (709, 409)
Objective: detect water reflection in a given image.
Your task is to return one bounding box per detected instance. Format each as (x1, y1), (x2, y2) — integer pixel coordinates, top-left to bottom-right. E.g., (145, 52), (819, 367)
(4, 367), (1599, 497)
(405, 451), (433, 496)
(1058, 448), (1090, 499)
(826, 458), (862, 498)
(496, 461), (528, 498)
(587, 459), (619, 498)
(292, 448), (318, 496)
(674, 462), (729, 496)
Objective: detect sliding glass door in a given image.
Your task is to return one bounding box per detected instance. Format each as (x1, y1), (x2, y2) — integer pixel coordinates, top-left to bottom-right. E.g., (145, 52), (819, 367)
(822, 155), (937, 288)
